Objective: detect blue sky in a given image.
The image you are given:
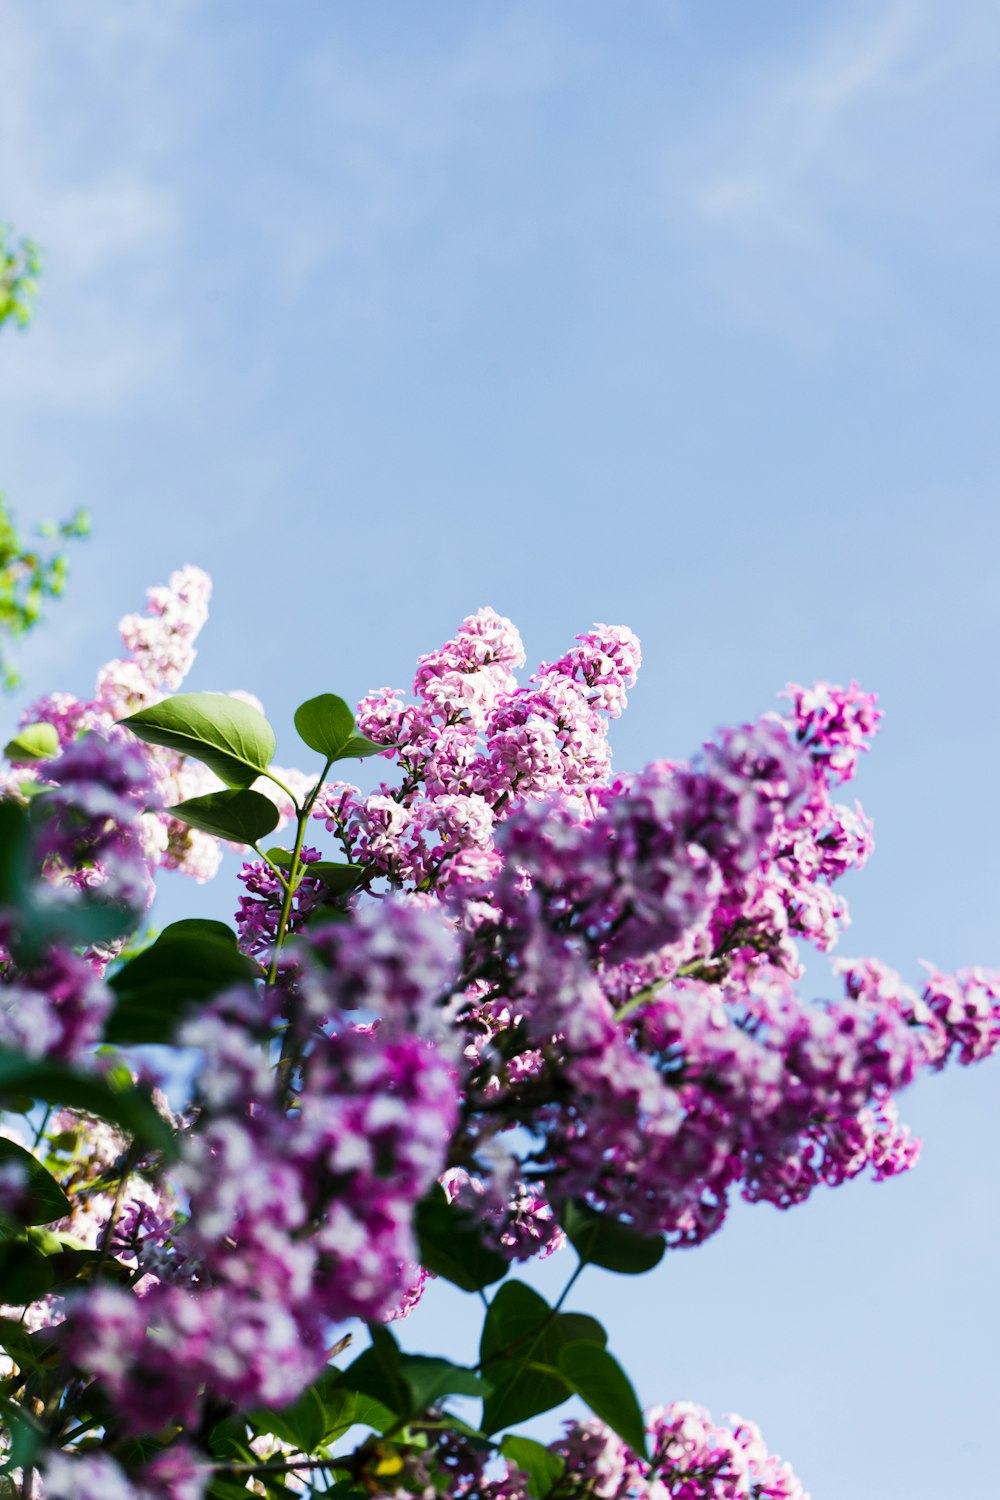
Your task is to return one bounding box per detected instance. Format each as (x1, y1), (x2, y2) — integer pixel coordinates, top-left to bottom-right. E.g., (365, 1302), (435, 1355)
(1, 1), (999, 1493)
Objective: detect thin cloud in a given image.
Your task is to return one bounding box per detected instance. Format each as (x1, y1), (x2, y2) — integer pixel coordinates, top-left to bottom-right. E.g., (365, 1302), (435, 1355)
(669, 0), (1000, 337)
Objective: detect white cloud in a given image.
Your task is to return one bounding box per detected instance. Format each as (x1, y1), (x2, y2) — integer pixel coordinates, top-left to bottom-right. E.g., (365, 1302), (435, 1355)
(669, 0), (1000, 338)
(0, 0), (196, 406)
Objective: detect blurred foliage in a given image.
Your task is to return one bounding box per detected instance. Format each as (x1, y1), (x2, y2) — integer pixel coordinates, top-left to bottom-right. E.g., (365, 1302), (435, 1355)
(0, 225), (42, 331)
(0, 223), (89, 689)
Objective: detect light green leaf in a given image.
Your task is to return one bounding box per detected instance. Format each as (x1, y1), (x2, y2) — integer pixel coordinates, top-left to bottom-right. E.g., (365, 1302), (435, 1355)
(120, 692), (276, 789)
(294, 694), (355, 757)
(500, 1436), (566, 1499)
(3, 722), (59, 762)
(293, 694), (384, 762)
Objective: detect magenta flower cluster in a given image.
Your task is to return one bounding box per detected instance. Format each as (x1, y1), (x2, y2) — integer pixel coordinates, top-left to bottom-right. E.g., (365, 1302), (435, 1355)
(2, 578), (998, 1499)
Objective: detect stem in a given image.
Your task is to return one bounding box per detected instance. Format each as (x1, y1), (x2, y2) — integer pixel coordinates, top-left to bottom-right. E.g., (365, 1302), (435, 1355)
(93, 1140), (140, 1282)
(258, 769), (301, 809)
(266, 811), (309, 988)
(251, 844), (291, 891)
(30, 1104), (52, 1153)
(269, 761), (333, 1099)
(552, 1259), (585, 1314)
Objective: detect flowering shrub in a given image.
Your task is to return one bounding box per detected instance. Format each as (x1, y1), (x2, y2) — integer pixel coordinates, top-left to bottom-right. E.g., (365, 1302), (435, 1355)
(0, 565), (996, 1500)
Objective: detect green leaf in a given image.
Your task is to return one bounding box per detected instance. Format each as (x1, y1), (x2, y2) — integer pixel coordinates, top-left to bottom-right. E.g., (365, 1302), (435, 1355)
(351, 1391), (395, 1434)
(293, 694), (355, 758)
(0, 1138), (70, 1223)
(293, 695), (384, 763)
(310, 862), (368, 896)
(398, 1355), (490, 1414)
(0, 800), (31, 909)
(338, 732), (385, 761)
(120, 692), (276, 790)
(0, 1051), (176, 1157)
(480, 1284), (568, 1434)
(550, 1313), (607, 1349)
(500, 1436), (566, 1499)
(0, 1238), (54, 1304)
(3, 721), (59, 762)
(560, 1200), (666, 1276)
(416, 1184), (510, 1293)
(340, 1325), (410, 1420)
(251, 1382), (327, 1453)
(0, 1395), (45, 1476)
(480, 1282), (552, 1365)
(480, 1284), (608, 1436)
(106, 920), (261, 1045)
(0, 1315), (46, 1374)
(558, 1343), (648, 1460)
(167, 789), (280, 844)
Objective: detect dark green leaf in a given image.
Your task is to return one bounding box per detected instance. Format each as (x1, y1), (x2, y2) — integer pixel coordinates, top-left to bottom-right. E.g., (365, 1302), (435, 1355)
(340, 1325), (410, 1420)
(18, 890), (142, 960)
(560, 1200), (665, 1276)
(558, 1343), (648, 1459)
(0, 1395), (45, 1476)
(167, 789), (280, 844)
(416, 1184), (510, 1293)
(0, 800), (32, 910)
(0, 1051), (176, 1157)
(351, 1392), (395, 1434)
(500, 1436), (566, 1500)
(251, 1382), (327, 1453)
(120, 692), (276, 789)
(0, 1316), (46, 1374)
(480, 1284), (569, 1433)
(3, 722), (59, 762)
(0, 1238), (54, 1303)
(310, 862), (368, 895)
(550, 1313), (607, 1349)
(0, 1137), (70, 1223)
(398, 1355), (490, 1414)
(480, 1282), (552, 1366)
(106, 920), (261, 1045)
(480, 1284), (608, 1436)
(481, 1361), (570, 1435)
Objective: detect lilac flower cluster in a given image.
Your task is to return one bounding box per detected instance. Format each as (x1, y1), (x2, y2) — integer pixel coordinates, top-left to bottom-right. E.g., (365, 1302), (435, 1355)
(5, 590), (1000, 1499)
(61, 990), (460, 1434)
(552, 1405), (809, 1499)
(317, 611), (641, 898)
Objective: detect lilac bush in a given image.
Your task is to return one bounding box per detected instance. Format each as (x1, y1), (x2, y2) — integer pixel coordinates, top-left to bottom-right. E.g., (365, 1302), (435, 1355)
(0, 566), (996, 1499)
